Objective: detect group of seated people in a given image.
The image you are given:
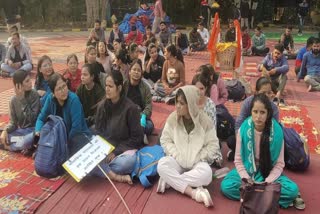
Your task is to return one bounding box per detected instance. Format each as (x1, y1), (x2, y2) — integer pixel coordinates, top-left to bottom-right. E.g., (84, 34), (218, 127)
(0, 20), (315, 210)
(224, 22), (300, 59)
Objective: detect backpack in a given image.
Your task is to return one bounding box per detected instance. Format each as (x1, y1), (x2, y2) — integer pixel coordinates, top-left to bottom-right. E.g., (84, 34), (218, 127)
(35, 115), (68, 178)
(283, 127), (310, 171)
(225, 79), (246, 102)
(216, 105), (235, 140)
(131, 145), (165, 188)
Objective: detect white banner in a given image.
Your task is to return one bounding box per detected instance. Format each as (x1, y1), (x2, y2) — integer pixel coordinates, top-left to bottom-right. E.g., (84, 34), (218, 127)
(63, 135), (114, 182)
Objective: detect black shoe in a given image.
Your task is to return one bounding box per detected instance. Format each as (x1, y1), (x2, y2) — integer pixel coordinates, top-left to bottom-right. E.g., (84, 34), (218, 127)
(273, 97), (279, 106)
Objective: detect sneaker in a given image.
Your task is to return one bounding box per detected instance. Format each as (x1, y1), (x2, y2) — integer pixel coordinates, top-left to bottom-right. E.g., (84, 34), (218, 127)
(279, 98), (285, 107)
(152, 95), (164, 103)
(156, 177), (170, 193)
(273, 97), (279, 106)
(227, 150), (235, 162)
(193, 187), (213, 207)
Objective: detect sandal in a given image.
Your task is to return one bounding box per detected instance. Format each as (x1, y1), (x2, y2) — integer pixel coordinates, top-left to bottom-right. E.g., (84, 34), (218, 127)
(293, 194), (305, 210)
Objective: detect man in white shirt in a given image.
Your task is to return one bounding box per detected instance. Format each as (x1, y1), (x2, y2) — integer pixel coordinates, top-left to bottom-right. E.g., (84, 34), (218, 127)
(197, 22), (210, 46)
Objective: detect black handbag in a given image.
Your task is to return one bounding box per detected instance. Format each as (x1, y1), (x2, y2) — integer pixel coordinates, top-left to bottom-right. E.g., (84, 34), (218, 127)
(239, 179), (281, 214)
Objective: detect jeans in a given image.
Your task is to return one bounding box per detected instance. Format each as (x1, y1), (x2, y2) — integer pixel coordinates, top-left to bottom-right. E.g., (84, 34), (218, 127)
(1, 63), (33, 76)
(8, 127), (34, 151)
(91, 151), (137, 177)
(298, 16), (305, 33)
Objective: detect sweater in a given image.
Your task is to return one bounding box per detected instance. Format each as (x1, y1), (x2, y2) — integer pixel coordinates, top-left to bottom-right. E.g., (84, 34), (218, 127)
(126, 80), (153, 118)
(160, 85), (221, 169)
(6, 90), (40, 133)
(159, 30), (172, 48)
(34, 78), (51, 106)
(144, 55), (165, 83)
(251, 33), (267, 50)
(258, 53), (289, 78)
(76, 83), (105, 125)
(210, 77), (228, 105)
(235, 95), (279, 131)
(175, 34), (189, 50)
(63, 69), (82, 92)
(234, 129), (285, 183)
(242, 33), (251, 50)
(295, 46), (307, 67)
(108, 30), (125, 44)
(95, 97), (144, 156)
(35, 91), (91, 140)
(161, 59), (185, 88)
(298, 51), (320, 79)
(225, 28), (236, 42)
(126, 31), (144, 46)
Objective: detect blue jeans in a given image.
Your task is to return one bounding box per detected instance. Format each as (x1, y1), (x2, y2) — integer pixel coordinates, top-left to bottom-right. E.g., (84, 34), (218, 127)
(1, 63), (33, 76)
(8, 127), (34, 151)
(91, 151), (137, 177)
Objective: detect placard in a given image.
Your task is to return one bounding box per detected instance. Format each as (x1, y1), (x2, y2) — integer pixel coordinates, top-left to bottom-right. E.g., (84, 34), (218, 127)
(63, 135), (114, 182)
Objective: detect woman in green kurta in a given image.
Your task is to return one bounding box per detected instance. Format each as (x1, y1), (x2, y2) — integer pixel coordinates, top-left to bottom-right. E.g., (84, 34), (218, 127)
(221, 93), (301, 209)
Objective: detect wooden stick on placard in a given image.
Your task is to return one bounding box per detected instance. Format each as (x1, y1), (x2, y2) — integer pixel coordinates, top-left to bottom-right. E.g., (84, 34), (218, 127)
(97, 164), (132, 214)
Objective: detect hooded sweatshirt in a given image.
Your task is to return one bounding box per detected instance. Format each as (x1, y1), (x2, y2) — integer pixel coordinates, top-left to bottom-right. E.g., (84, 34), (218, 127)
(160, 85), (221, 169)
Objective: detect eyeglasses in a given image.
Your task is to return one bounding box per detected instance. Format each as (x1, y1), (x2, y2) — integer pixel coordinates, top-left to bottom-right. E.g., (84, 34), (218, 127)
(55, 84), (67, 93)
(42, 63), (53, 68)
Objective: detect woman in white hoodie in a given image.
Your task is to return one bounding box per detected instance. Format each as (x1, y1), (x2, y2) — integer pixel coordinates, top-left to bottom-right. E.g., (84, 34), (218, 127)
(157, 85), (221, 207)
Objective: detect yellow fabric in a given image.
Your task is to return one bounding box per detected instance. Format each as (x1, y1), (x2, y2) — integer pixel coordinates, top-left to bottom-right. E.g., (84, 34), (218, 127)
(216, 42), (238, 52)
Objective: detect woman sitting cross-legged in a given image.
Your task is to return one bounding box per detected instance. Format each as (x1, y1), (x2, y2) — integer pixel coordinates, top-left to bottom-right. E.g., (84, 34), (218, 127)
(34, 55), (55, 106)
(0, 70), (40, 152)
(157, 85), (221, 207)
(126, 60), (154, 136)
(221, 93), (302, 209)
(35, 73), (91, 155)
(76, 64), (105, 127)
(93, 70), (144, 184)
(63, 54), (81, 93)
(153, 44), (185, 104)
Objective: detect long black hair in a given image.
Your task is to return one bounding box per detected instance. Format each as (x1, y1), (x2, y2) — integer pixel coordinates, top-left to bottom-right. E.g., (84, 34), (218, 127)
(250, 93), (274, 179)
(82, 63), (101, 85)
(166, 44), (184, 65)
(95, 70), (124, 131)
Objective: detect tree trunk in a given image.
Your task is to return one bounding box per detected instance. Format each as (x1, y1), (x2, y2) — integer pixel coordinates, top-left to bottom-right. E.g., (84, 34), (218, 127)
(86, 0), (100, 27)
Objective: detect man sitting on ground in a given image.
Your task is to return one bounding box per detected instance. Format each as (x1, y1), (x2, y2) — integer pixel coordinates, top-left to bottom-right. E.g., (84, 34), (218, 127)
(87, 19), (106, 47)
(297, 38), (320, 92)
(197, 22), (210, 47)
(295, 36), (315, 76)
(279, 26), (297, 59)
(1, 32), (32, 77)
(159, 21), (172, 50)
(258, 44), (289, 106)
(189, 27), (205, 52)
(175, 29), (189, 55)
(6, 25), (31, 57)
(251, 26), (269, 56)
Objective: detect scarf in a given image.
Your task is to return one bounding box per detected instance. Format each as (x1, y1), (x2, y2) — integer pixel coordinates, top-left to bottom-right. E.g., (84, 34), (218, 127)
(240, 117), (283, 180)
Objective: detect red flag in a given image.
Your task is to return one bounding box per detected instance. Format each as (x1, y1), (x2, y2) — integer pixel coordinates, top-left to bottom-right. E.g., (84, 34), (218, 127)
(208, 12), (220, 67)
(233, 19), (242, 70)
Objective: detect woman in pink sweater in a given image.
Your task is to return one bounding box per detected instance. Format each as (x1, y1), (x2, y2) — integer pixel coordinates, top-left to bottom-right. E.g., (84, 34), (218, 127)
(197, 64), (228, 106)
(220, 93), (302, 210)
